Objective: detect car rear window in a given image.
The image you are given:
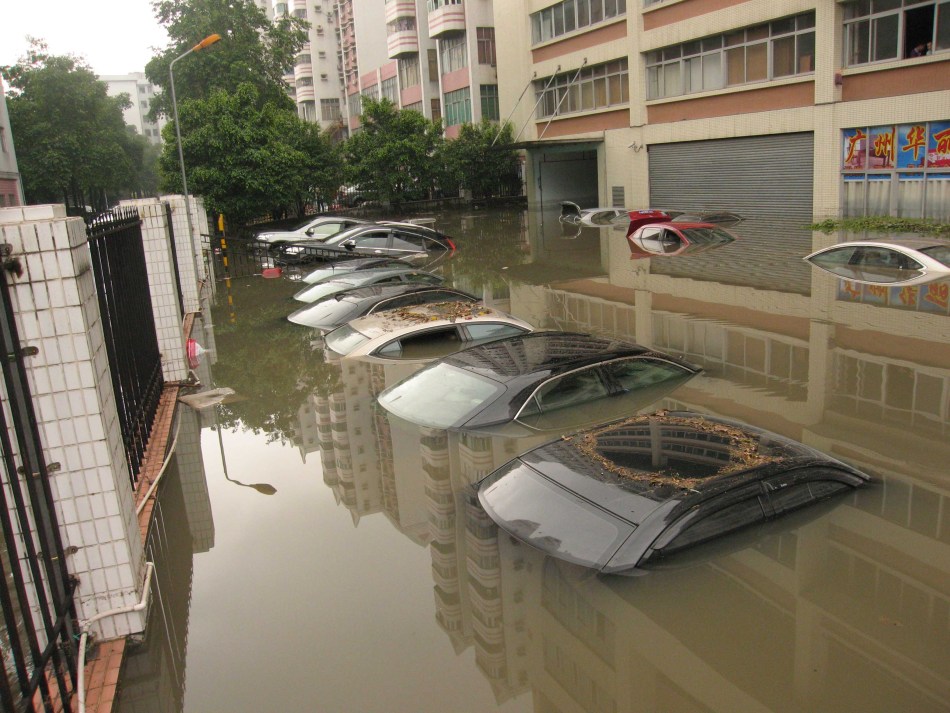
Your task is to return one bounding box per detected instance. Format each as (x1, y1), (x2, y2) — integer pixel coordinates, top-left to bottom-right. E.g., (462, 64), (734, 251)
(478, 461), (634, 570)
(379, 363), (503, 428)
(324, 324), (371, 356)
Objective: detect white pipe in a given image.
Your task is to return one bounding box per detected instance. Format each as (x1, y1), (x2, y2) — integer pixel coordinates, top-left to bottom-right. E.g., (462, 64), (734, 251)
(77, 561), (155, 713)
(136, 415), (182, 516)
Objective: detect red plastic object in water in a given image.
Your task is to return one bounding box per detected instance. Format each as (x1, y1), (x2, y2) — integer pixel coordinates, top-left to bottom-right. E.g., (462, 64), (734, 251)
(262, 267), (282, 278)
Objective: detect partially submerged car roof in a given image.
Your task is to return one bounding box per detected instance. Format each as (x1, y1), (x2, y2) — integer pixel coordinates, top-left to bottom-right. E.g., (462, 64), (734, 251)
(477, 411), (870, 573)
(441, 331), (659, 383)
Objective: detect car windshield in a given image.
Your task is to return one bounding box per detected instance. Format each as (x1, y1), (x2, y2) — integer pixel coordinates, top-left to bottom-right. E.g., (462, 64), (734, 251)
(324, 324), (371, 356)
(919, 245), (950, 267)
(478, 460), (634, 570)
(379, 363), (504, 428)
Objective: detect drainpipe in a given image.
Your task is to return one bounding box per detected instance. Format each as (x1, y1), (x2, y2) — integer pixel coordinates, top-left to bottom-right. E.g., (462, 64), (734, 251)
(76, 562), (156, 713)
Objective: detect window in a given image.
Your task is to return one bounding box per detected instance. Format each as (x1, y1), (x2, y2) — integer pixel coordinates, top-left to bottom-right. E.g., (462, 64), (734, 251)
(0, 128), (5, 153)
(293, 8), (307, 18)
(534, 59), (628, 118)
(296, 53), (310, 66)
(321, 98), (341, 121)
(296, 77), (314, 87)
(444, 87), (472, 126)
(300, 101), (316, 121)
(841, 121), (950, 219)
(440, 34), (468, 74)
(477, 27), (496, 65)
(427, 49), (439, 79)
(843, 0), (949, 66)
(348, 92), (361, 117)
(646, 13), (815, 99)
(399, 56), (421, 88)
(403, 100), (424, 113)
(427, 0), (463, 9)
(381, 76), (398, 103)
(533, 369), (609, 413)
(431, 97), (442, 123)
(361, 84), (379, 101)
(531, 0), (626, 45)
(480, 84), (500, 121)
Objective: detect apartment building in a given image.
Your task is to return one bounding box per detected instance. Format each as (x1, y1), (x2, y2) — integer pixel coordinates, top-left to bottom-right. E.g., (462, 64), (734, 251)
(276, 1), (499, 137)
(102, 73), (168, 145)
(494, 0), (950, 221)
(0, 77), (24, 207)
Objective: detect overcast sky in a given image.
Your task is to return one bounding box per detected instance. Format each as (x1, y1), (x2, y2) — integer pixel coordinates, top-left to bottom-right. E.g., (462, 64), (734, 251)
(1, 0), (170, 77)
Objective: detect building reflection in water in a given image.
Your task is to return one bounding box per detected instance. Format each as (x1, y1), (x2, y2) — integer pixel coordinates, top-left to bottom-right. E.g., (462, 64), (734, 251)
(282, 212), (950, 712)
(115, 308), (218, 713)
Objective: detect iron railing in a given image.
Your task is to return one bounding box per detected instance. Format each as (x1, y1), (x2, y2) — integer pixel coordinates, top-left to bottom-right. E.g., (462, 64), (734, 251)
(0, 250), (79, 712)
(86, 207), (164, 483)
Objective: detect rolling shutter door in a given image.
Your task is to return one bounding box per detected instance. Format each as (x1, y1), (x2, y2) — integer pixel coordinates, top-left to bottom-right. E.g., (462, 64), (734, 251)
(648, 133), (814, 221)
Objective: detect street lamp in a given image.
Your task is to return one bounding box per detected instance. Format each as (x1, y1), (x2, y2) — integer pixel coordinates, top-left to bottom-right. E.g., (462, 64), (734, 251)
(169, 33), (222, 287)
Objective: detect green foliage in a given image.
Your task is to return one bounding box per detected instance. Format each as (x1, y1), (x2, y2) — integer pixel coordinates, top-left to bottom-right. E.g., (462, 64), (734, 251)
(809, 216), (950, 238)
(145, 0), (307, 118)
(2, 41), (152, 208)
(341, 98), (445, 205)
(439, 120), (522, 199)
(159, 83), (341, 224)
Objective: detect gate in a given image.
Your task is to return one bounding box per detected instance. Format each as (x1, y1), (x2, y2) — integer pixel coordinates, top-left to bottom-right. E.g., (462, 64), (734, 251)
(86, 207), (164, 483)
(0, 251), (79, 711)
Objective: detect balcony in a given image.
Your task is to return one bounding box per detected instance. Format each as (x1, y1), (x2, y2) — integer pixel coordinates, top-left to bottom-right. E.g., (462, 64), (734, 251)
(428, 1), (465, 38)
(385, 0), (416, 24)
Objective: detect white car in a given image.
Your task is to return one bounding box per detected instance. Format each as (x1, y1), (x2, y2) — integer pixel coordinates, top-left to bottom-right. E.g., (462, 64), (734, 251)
(292, 268), (444, 303)
(559, 201), (628, 226)
(322, 303), (534, 362)
(255, 216), (371, 244)
(804, 238), (950, 286)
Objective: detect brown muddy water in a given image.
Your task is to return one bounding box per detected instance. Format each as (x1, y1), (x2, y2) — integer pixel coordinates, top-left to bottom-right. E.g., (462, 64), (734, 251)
(115, 207), (950, 713)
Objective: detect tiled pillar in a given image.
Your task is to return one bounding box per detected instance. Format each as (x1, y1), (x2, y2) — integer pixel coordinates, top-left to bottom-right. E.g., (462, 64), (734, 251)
(0, 204), (148, 640)
(118, 198), (189, 382)
(160, 195), (209, 314)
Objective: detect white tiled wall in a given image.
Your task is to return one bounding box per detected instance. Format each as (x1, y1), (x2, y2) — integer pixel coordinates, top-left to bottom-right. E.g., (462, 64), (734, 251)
(0, 205), (149, 639)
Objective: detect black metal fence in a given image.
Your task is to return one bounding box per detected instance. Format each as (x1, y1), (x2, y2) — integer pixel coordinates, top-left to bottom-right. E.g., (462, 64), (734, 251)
(86, 207), (164, 483)
(0, 253), (79, 711)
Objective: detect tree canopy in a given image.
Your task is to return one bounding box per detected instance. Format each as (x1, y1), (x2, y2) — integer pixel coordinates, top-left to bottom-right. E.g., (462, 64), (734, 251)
(440, 120), (522, 199)
(159, 83), (341, 224)
(2, 42), (155, 209)
(145, 0), (308, 118)
(340, 98), (445, 206)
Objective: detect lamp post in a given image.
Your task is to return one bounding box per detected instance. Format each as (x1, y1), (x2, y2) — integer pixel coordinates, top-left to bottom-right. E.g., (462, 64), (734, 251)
(169, 33), (221, 294)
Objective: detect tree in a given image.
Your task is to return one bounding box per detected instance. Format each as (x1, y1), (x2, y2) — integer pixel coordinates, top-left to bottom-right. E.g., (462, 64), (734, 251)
(2, 41), (149, 209)
(159, 83), (341, 224)
(341, 98), (445, 206)
(145, 0), (308, 118)
(440, 120), (522, 199)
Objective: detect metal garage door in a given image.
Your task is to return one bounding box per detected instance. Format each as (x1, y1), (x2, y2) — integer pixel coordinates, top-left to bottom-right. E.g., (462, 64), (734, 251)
(649, 133), (814, 221)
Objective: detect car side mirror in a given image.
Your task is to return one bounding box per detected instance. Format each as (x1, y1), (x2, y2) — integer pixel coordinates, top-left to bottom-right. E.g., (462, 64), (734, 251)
(342, 239), (357, 251)
(305, 228), (314, 236)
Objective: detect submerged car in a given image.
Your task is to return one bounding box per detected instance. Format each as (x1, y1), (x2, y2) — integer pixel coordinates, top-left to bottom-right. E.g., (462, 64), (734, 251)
(624, 209), (745, 238)
(287, 285), (479, 330)
(323, 303), (533, 362)
(476, 411), (870, 574)
(292, 268), (443, 303)
(255, 215), (371, 244)
(273, 222), (456, 266)
(298, 257), (409, 285)
(377, 332), (701, 431)
(803, 238), (950, 286)
(560, 201), (630, 226)
(627, 222), (737, 259)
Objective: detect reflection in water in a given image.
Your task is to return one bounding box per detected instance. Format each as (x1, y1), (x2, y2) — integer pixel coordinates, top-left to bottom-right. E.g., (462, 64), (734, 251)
(123, 207), (949, 712)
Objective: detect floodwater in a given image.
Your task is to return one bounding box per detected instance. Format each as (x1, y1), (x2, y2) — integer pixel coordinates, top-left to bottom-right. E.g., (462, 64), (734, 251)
(115, 207), (950, 713)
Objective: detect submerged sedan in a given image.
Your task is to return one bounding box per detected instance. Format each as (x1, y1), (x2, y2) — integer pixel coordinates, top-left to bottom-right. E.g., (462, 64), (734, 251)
(287, 285), (479, 330)
(323, 303), (533, 362)
(292, 268), (443, 303)
(477, 411), (871, 574)
(627, 222), (737, 258)
(254, 215), (371, 244)
(377, 332), (701, 431)
(273, 223), (456, 266)
(803, 238), (950, 286)
(298, 257), (409, 285)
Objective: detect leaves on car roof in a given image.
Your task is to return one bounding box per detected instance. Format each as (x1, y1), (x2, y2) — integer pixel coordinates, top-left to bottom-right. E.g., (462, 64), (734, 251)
(562, 411), (780, 490)
(383, 301), (493, 324)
